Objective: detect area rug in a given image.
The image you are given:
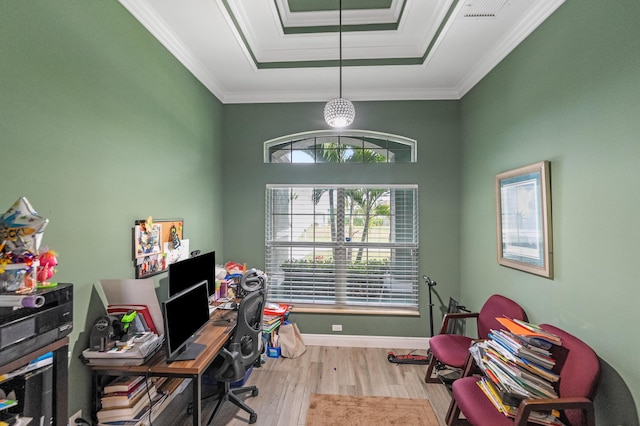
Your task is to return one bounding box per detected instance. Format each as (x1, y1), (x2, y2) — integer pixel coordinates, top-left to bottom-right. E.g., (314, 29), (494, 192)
(305, 393), (439, 426)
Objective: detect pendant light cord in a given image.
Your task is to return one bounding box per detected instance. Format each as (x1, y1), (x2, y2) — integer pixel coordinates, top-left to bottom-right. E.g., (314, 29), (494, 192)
(324, 0), (354, 128)
(339, 0), (343, 98)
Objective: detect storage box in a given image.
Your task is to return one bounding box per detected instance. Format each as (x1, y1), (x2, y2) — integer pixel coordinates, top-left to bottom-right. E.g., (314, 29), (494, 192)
(0, 262), (38, 293)
(267, 346), (281, 358)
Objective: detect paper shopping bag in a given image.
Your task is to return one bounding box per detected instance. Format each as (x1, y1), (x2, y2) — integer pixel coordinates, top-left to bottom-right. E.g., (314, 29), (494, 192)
(279, 322), (306, 358)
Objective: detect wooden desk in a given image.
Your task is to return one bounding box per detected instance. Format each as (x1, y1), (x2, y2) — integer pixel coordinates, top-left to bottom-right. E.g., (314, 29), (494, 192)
(89, 310), (235, 426)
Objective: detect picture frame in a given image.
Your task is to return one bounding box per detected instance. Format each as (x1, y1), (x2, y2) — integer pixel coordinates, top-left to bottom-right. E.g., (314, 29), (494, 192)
(133, 221), (162, 259)
(133, 218), (184, 278)
(495, 161), (553, 278)
(135, 254), (165, 279)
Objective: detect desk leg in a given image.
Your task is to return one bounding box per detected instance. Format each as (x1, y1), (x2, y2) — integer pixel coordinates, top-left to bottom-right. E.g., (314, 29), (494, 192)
(192, 374), (201, 426)
(91, 373), (99, 424)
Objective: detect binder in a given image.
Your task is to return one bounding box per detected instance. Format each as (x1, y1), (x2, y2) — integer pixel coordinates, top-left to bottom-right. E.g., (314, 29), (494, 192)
(107, 305), (158, 335)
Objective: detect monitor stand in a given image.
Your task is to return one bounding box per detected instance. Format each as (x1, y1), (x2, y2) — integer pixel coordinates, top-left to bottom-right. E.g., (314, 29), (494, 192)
(169, 342), (206, 362)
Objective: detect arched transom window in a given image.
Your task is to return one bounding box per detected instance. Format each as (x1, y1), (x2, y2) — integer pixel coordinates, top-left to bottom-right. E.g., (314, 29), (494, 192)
(264, 130), (417, 164)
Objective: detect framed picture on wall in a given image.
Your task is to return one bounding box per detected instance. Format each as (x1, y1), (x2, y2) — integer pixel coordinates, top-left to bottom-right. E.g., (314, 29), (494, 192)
(495, 161), (553, 278)
(133, 221), (162, 258)
(135, 254), (165, 279)
(133, 218), (184, 278)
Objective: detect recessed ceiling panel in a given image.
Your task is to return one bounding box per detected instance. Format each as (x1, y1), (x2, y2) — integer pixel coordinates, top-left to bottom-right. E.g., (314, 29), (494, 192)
(118, 0), (566, 103)
(280, 0), (401, 27)
(286, 0), (393, 13)
(226, 0), (451, 64)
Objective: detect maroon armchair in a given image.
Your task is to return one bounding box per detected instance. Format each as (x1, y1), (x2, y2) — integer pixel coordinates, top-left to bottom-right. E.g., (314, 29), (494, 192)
(446, 323), (601, 426)
(424, 294), (528, 383)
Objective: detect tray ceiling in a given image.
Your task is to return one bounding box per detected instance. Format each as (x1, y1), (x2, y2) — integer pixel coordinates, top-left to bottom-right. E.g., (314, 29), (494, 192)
(118, 0), (565, 103)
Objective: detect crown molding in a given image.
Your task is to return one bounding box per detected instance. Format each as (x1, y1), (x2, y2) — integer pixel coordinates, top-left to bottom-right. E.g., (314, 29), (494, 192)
(118, 0), (228, 100)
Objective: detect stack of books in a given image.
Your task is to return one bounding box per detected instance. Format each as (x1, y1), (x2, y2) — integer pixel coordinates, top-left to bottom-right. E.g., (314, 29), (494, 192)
(470, 318), (564, 426)
(263, 314), (282, 355)
(262, 314), (281, 333)
(97, 376), (162, 425)
(97, 377), (188, 426)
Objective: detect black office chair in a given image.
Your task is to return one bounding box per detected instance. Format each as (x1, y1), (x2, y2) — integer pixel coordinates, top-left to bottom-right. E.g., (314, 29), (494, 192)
(204, 288), (265, 425)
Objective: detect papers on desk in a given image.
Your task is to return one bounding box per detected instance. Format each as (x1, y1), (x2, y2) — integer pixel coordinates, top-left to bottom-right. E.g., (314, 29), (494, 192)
(82, 333), (163, 366)
(218, 302), (236, 310)
(100, 279), (164, 337)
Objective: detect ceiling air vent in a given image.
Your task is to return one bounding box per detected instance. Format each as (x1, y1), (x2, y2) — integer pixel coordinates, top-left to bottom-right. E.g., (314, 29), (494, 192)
(463, 0), (509, 18)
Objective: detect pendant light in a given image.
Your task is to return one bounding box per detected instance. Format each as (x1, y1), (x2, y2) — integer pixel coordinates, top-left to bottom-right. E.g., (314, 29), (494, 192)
(324, 0), (355, 128)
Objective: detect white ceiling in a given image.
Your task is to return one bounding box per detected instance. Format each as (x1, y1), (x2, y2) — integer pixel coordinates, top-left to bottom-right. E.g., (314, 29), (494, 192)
(118, 0), (565, 104)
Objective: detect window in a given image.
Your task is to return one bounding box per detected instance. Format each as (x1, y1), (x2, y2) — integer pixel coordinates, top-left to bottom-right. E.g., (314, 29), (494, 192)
(264, 130), (416, 163)
(265, 184), (419, 311)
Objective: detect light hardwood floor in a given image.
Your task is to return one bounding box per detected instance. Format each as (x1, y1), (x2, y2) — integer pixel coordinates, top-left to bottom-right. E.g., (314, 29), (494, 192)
(158, 346), (452, 426)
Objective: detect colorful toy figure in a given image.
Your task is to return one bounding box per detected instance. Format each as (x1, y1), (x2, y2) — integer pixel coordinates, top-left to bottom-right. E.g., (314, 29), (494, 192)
(37, 250), (58, 285)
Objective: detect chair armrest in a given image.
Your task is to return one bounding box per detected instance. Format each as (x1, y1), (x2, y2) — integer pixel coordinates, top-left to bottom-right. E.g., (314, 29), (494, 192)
(209, 347), (244, 381)
(438, 311), (479, 334)
(513, 397), (595, 426)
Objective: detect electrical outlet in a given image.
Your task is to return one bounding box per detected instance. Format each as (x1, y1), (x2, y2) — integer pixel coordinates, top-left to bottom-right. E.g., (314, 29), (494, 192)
(69, 409), (82, 426)
(332, 324), (342, 332)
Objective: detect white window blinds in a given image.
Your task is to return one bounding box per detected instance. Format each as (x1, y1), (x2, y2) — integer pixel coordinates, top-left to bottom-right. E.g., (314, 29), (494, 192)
(265, 184), (419, 310)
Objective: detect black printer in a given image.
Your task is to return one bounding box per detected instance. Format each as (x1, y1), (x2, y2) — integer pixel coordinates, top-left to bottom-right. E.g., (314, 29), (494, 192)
(0, 283), (73, 366)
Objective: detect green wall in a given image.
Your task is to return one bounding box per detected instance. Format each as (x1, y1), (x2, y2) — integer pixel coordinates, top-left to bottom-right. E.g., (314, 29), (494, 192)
(222, 101), (462, 337)
(4, 0), (639, 422)
(1, 1), (225, 418)
(459, 0), (640, 422)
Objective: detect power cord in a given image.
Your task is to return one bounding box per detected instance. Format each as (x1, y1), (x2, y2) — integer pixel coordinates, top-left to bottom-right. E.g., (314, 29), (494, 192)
(146, 367), (154, 426)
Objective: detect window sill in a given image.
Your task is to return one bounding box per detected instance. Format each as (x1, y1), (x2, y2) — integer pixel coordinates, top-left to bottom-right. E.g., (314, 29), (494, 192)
(290, 305), (419, 316)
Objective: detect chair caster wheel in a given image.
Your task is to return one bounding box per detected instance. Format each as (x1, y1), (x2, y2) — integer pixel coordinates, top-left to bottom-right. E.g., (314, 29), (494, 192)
(252, 389), (259, 397)
(249, 413), (257, 424)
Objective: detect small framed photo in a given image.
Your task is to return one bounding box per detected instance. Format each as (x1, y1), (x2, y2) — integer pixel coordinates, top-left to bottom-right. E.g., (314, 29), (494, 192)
(135, 254), (166, 279)
(495, 161), (553, 278)
(134, 222), (162, 258)
(132, 218), (185, 278)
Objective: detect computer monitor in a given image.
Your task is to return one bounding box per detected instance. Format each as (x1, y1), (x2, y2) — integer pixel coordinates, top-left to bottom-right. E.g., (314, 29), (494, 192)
(167, 251), (216, 299)
(162, 280), (210, 362)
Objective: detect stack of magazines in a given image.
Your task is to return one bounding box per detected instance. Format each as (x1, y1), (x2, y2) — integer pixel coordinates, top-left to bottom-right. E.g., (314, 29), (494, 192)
(83, 332), (162, 366)
(469, 317), (564, 426)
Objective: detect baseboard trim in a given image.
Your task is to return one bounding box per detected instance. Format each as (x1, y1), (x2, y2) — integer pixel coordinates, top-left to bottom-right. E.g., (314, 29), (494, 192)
(301, 333), (430, 350)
